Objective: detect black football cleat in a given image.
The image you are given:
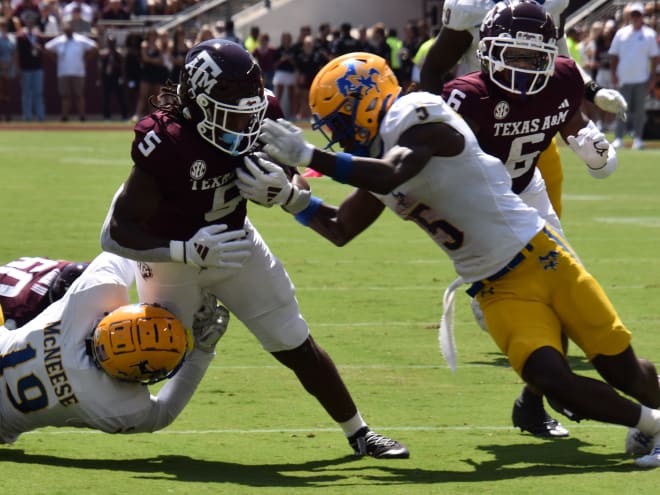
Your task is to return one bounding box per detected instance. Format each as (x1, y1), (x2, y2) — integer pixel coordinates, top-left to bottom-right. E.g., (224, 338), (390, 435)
(348, 427), (410, 459)
(512, 398), (569, 438)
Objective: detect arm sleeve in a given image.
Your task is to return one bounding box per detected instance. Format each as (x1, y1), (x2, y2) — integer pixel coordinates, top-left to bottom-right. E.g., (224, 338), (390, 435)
(127, 349), (215, 433)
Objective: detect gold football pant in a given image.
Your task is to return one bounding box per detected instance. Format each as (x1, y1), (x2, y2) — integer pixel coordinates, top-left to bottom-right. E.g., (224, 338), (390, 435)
(472, 227), (631, 376)
(536, 138), (563, 218)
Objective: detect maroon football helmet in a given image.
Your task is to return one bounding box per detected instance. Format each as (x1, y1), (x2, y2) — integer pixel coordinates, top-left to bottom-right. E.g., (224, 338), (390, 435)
(178, 39), (268, 155)
(48, 262), (89, 303)
(478, 0), (558, 95)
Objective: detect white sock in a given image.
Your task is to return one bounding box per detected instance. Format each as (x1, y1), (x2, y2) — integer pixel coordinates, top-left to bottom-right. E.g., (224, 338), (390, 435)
(339, 412), (368, 437)
(635, 406), (660, 436)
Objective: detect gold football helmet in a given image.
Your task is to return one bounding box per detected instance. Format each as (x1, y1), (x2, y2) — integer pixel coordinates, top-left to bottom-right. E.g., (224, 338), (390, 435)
(309, 52), (401, 157)
(0, 303), (4, 327)
(90, 303), (191, 384)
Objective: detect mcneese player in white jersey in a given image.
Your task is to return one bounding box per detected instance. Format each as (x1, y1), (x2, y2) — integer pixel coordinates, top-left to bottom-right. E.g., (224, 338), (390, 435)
(0, 251), (228, 444)
(237, 52), (660, 468)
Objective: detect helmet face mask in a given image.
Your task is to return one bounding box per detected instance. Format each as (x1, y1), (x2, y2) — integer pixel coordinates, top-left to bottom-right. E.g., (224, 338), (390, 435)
(90, 303), (191, 384)
(179, 39), (268, 155)
(478, 0), (558, 96)
(309, 52), (401, 157)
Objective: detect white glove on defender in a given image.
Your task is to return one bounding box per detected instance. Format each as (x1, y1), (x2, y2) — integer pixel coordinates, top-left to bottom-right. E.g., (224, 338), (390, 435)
(169, 224), (251, 268)
(259, 118), (315, 168)
(567, 120), (617, 179)
(192, 292), (230, 353)
(237, 154), (312, 214)
(594, 88), (628, 120)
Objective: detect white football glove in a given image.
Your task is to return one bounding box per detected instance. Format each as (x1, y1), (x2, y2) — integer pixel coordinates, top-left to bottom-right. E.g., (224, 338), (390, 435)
(236, 154), (312, 214)
(259, 118), (315, 168)
(566, 120), (617, 179)
(594, 88), (628, 121)
(169, 224), (251, 268)
(192, 292), (229, 353)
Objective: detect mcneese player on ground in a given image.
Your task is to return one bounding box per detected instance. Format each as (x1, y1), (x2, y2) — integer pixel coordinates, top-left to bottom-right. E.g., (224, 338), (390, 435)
(0, 252), (228, 443)
(237, 51), (660, 468)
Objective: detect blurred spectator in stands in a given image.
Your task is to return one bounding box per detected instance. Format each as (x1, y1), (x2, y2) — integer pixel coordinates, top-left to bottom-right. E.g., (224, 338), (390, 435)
(69, 5), (91, 33)
(97, 34), (127, 120)
(62, 0), (94, 28)
(146, 0), (163, 15)
(331, 22), (360, 56)
(356, 24), (369, 51)
(582, 21), (603, 79)
(252, 32), (276, 89)
(158, 28), (171, 75)
(610, 1), (659, 150)
(273, 30), (296, 118)
(169, 24), (189, 83)
(0, 16), (17, 121)
(386, 27), (403, 80)
(40, 0), (62, 36)
(314, 22), (332, 60)
(580, 20), (604, 125)
(163, 0), (180, 15)
(131, 27), (168, 121)
(219, 18), (241, 45)
(193, 23), (216, 44)
(369, 23), (391, 62)
(291, 24), (311, 57)
(214, 19), (224, 36)
(294, 34), (327, 121)
(101, 0), (130, 22)
(593, 19), (618, 131)
(1, 2), (13, 33)
(398, 20), (422, 87)
(123, 31), (141, 118)
(410, 25), (439, 84)
(11, 0), (41, 33)
(15, 13), (44, 121)
(244, 25), (259, 53)
(45, 21), (97, 121)
(565, 25), (583, 66)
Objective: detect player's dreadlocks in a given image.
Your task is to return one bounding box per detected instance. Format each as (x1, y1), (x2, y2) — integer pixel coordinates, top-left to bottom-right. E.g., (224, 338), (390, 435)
(152, 79), (184, 118)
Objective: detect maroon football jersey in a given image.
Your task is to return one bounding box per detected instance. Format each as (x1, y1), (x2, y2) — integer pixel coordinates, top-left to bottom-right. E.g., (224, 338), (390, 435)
(0, 257), (71, 327)
(441, 57), (583, 193)
(130, 95), (283, 241)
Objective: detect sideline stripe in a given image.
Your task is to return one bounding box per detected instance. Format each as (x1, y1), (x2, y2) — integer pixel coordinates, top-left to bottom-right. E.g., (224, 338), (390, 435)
(26, 423), (625, 436)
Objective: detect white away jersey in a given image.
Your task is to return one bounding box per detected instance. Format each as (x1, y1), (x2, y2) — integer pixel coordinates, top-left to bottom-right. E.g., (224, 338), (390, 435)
(376, 91), (545, 282)
(0, 252), (152, 443)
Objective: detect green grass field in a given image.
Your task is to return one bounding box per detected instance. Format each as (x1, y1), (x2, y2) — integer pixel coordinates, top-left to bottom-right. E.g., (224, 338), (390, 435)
(0, 127), (659, 494)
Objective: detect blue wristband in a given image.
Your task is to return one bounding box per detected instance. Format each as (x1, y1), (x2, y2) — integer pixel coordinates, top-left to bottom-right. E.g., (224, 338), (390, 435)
(294, 196), (323, 226)
(333, 152), (353, 184)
